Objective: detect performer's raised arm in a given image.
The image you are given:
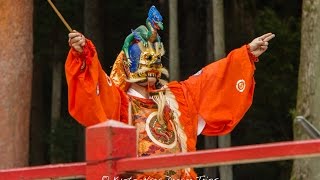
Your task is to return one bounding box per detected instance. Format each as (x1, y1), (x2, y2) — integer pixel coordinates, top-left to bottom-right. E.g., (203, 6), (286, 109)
(181, 33), (275, 136)
(65, 31), (125, 127)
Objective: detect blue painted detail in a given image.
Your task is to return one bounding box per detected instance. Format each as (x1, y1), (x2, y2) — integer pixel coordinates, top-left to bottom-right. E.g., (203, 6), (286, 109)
(128, 43), (141, 72)
(132, 29), (142, 41)
(147, 5), (163, 28)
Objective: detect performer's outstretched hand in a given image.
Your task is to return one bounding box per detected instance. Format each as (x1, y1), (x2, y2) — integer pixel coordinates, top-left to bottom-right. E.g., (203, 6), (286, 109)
(68, 30), (86, 53)
(248, 33), (275, 57)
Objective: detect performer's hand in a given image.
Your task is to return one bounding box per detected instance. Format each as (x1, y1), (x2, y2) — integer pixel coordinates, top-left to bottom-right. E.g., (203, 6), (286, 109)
(248, 33), (275, 57)
(68, 30), (86, 53)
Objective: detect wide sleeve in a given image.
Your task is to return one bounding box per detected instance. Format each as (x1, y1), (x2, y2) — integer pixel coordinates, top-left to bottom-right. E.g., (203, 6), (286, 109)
(181, 45), (256, 136)
(65, 39), (125, 127)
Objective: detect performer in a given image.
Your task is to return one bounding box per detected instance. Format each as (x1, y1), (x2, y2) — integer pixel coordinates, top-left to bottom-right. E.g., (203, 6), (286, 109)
(65, 6), (274, 179)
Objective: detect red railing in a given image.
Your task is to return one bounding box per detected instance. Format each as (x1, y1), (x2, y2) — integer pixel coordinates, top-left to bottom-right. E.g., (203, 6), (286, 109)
(1, 120), (320, 180)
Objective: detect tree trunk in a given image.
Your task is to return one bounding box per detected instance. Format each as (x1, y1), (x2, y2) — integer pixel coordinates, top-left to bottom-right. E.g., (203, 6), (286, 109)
(204, 1), (232, 179)
(204, 0), (217, 178)
(81, 0), (105, 161)
(0, 0), (33, 169)
(291, 0), (320, 180)
(224, 0), (255, 50)
(169, 0), (180, 81)
(218, 135), (232, 180)
(204, 137), (218, 177)
(49, 0), (68, 162)
(29, 60), (50, 165)
(212, 1), (232, 179)
(84, 0), (105, 61)
(212, 0), (226, 60)
(50, 60), (62, 163)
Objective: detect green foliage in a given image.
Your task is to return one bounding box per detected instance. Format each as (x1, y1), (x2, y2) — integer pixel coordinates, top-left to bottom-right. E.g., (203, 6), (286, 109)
(254, 7), (300, 142)
(234, 7), (300, 145)
(233, 7), (301, 180)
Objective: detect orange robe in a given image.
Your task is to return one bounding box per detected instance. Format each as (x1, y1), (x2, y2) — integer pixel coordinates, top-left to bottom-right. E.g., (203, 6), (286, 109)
(65, 39), (256, 177)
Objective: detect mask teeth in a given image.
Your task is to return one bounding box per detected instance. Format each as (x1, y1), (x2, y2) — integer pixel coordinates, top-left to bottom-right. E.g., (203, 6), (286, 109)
(147, 72), (157, 77)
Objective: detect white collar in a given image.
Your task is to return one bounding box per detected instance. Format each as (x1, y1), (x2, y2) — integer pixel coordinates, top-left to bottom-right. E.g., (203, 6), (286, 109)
(127, 88), (150, 99)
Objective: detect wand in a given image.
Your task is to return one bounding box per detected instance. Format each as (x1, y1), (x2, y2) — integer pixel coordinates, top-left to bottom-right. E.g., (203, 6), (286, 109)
(47, 0), (73, 32)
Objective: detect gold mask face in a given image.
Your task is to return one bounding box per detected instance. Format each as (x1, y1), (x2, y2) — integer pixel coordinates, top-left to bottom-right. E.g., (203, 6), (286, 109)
(124, 41), (168, 83)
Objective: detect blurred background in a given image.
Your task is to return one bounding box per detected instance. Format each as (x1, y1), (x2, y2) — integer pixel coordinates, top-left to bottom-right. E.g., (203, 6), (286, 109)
(1, 0), (320, 179)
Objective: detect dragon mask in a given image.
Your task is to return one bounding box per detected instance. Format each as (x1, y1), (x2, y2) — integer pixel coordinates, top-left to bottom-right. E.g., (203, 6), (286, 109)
(110, 5), (168, 91)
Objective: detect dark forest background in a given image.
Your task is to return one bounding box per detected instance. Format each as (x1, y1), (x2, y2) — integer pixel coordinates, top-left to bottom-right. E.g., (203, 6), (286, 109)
(30, 0), (302, 179)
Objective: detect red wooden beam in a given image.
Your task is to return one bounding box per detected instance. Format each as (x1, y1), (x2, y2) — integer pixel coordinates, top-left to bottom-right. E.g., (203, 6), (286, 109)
(116, 139), (320, 173)
(1, 121), (320, 180)
(0, 162), (85, 179)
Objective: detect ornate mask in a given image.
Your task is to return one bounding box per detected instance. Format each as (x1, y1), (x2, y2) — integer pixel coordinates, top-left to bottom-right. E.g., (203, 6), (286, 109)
(124, 41), (168, 83)
(110, 5), (168, 91)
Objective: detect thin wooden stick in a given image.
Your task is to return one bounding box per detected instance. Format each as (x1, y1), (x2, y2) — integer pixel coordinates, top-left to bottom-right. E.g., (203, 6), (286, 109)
(47, 0), (73, 32)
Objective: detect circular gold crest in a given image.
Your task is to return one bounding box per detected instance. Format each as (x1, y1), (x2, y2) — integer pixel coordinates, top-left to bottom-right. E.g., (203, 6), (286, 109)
(145, 112), (177, 149)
